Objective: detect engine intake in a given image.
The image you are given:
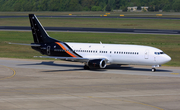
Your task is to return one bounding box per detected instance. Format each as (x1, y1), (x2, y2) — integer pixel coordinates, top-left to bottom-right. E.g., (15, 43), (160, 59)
(88, 59), (106, 69)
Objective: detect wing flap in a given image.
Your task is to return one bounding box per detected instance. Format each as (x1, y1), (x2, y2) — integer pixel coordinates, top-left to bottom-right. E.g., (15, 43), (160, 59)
(34, 56), (90, 62)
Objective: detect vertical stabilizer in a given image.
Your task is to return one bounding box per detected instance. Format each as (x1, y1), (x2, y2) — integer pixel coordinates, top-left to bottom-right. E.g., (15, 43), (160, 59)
(29, 14), (59, 43)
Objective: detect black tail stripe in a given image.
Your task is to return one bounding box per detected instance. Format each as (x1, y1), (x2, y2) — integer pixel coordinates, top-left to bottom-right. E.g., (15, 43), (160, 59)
(63, 43), (82, 58)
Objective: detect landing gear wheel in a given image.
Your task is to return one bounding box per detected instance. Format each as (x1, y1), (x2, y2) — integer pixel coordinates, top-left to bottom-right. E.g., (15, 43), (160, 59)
(84, 65), (90, 70)
(152, 68), (156, 72)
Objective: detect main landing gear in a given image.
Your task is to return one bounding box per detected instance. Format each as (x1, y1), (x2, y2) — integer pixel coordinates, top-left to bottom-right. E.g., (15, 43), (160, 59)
(84, 65), (90, 70)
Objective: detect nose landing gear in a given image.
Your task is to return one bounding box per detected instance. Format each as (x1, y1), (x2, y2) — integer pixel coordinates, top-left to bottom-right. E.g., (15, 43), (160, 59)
(152, 65), (161, 72)
(152, 68), (156, 72)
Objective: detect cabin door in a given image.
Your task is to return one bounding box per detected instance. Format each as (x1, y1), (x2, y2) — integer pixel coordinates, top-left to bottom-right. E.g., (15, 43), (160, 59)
(144, 49), (149, 59)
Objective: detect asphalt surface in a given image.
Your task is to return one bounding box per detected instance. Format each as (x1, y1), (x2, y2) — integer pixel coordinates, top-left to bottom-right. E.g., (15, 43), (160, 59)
(0, 58), (180, 110)
(1, 26), (180, 34)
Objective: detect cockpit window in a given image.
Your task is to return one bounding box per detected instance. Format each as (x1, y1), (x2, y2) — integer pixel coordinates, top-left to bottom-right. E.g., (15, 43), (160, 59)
(160, 52), (164, 54)
(154, 52), (164, 55)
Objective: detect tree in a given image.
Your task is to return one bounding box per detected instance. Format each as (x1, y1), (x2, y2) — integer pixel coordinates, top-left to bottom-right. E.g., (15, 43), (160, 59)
(1, 0), (15, 11)
(0, 0), (177, 12)
(91, 6), (102, 11)
(148, 5), (154, 11)
(173, 0), (180, 12)
(137, 6), (141, 10)
(99, 1), (106, 11)
(162, 0), (171, 11)
(154, 5), (159, 11)
(121, 6), (127, 12)
(32, 0), (39, 11)
(82, 0), (95, 10)
(68, 0), (82, 11)
(106, 4), (111, 11)
(108, 0), (115, 9)
(38, 0), (48, 11)
(48, 0), (61, 11)
(13, 1), (21, 11)
(114, 0), (120, 9)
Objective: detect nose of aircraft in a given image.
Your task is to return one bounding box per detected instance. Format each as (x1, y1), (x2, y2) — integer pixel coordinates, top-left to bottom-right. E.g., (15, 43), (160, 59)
(157, 54), (171, 65)
(164, 54), (171, 63)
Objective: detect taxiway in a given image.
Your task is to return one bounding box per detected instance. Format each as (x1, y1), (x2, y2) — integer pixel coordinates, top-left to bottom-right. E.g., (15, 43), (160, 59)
(0, 58), (180, 110)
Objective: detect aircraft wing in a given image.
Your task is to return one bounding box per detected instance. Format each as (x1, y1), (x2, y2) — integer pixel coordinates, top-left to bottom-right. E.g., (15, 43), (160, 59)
(34, 56), (90, 62)
(34, 56), (109, 63)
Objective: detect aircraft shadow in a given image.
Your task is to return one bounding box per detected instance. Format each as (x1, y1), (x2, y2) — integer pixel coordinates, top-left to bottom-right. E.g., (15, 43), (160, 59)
(18, 61), (107, 72)
(18, 61), (82, 68)
(18, 61), (172, 72)
(106, 65), (172, 72)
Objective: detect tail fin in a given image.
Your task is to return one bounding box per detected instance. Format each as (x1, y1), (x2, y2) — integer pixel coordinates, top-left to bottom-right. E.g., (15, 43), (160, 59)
(29, 14), (59, 43)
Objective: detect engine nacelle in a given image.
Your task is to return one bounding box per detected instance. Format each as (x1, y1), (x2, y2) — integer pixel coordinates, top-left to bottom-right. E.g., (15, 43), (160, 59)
(88, 59), (106, 69)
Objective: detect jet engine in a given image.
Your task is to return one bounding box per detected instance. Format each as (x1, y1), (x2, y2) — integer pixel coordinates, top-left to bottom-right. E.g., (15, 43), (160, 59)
(87, 59), (106, 69)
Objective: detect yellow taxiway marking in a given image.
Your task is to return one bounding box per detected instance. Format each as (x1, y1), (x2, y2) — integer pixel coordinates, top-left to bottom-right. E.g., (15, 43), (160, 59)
(0, 65), (16, 80)
(171, 73), (179, 75)
(156, 14), (162, 16)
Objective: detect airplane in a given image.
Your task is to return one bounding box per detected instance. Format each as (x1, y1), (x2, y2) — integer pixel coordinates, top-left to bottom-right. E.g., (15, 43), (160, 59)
(11, 14), (171, 72)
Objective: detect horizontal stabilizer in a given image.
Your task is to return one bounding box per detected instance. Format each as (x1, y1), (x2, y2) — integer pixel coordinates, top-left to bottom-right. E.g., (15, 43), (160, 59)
(9, 42), (41, 46)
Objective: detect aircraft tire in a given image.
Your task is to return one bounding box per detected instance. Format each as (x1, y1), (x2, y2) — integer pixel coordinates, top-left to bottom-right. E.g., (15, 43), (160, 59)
(152, 68), (156, 72)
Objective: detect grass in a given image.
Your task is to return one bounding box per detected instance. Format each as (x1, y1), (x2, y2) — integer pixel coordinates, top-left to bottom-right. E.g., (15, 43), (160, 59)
(0, 31), (179, 66)
(1, 11), (180, 18)
(1, 17), (180, 30)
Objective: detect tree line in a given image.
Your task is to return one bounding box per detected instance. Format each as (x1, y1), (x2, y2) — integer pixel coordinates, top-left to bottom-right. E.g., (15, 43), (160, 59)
(0, 0), (180, 12)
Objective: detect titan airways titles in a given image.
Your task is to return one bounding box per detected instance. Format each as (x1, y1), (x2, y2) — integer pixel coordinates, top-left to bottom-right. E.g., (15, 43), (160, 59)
(11, 14), (171, 72)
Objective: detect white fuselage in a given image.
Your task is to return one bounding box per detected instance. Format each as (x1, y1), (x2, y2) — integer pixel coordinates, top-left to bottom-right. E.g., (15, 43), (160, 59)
(67, 42), (171, 66)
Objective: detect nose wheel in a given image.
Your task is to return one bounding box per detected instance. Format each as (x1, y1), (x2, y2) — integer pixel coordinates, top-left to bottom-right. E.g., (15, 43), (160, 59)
(152, 65), (160, 72)
(152, 68), (156, 72)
